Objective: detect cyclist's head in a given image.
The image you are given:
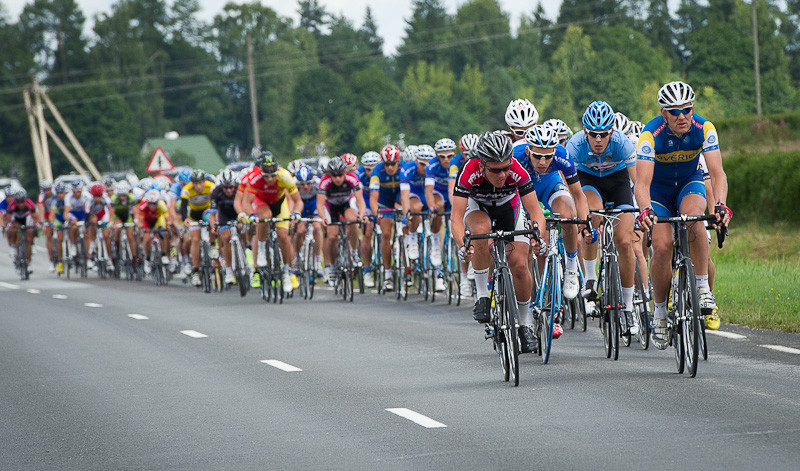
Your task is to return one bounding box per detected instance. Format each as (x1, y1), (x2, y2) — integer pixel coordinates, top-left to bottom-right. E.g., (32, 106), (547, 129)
(12, 187), (27, 201)
(380, 145), (401, 164)
(218, 169), (237, 187)
(434, 138), (456, 154)
(89, 183), (105, 197)
(114, 181), (132, 195)
(190, 169), (206, 184)
(327, 156), (347, 177)
(657, 81), (695, 109)
(360, 151), (380, 167)
(286, 159), (302, 176)
(401, 145), (417, 163)
(542, 119), (572, 145)
(40, 180), (53, 192)
(505, 99), (539, 137)
(144, 190), (160, 204)
(475, 131), (513, 164)
(415, 144), (436, 165)
(459, 133), (480, 158)
(525, 125), (559, 150)
(613, 111), (632, 135)
(54, 182), (68, 194)
(341, 153), (358, 169)
(177, 167), (192, 183)
(295, 165), (314, 183)
(582, 101), (615, 131)
(255, 151), (278, 176)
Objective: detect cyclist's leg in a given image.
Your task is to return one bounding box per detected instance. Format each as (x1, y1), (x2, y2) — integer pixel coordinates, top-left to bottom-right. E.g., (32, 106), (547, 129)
(343, 207), (359, 252)
(581, 186), (603, 292)
(220, 227), (232, 267)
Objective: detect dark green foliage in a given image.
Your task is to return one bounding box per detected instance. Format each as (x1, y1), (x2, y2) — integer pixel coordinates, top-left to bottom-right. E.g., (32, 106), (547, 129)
(725, 151), (800, 224)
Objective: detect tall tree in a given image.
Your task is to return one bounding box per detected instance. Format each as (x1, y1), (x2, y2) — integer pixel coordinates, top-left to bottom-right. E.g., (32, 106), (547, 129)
(395, 0), (454, 74)
(361, 6), (383, 57)
(18, 0), (88, 84)
(451, 0), (513, 73)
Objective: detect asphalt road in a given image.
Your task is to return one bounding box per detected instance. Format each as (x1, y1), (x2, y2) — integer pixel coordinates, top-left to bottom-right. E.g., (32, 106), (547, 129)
(2, 250), (799, 470)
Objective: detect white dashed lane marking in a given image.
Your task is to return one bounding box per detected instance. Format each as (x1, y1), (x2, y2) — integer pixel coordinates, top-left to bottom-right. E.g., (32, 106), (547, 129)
(180, 330), (208, 338)
(707, 330), (747, 340)
(386, 408), (447, 428)
(760, 344), (800, 355)
(26, 288), (41, 294)
(260, 360), (302, 372)
(52, 294), (68, 299)
(128, 314), (149, 320)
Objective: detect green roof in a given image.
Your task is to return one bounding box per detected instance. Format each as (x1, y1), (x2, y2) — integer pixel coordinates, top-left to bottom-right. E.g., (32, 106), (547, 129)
(141, 135), (224, 173)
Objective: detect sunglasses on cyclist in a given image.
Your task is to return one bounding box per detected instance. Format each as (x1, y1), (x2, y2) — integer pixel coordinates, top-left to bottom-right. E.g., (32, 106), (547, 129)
(384, 162), (398, 167)
(437, 152), (455, 159)
(262, 172), (278, 178)
(528, 150), (555, 160)
(586, 129), (612, 139)
(667, 106), (693, 116)
(510, 127), (528, 137)
(483, 162), (513, 174)
(222, 185), (235, 190)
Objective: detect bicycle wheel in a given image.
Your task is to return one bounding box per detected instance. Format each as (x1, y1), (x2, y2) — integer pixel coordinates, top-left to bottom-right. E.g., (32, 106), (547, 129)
(700, 315), (708, 361)
(491, 276), (510, 382)
(680, 262), (701, 377)
(500, 268), (520, 386)
(233, 239), (248, 297)
(609, 260), (621, 360)
(542, 257), (559, 365)
(345, 244), (354, 302)
(634, 265), (651, 350)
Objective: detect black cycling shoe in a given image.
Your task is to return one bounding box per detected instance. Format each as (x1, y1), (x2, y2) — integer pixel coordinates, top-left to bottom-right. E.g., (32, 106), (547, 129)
(472, 297), (491, 323)
(581, 279), (598, 301)
(519, 325), (538, 354)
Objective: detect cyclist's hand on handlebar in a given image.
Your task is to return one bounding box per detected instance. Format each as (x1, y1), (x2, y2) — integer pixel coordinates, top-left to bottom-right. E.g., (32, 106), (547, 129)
(581, 226), (598, 244)
(532, 236), (546, 257)
(458, 245), (473, 263)
(636, 207), (656, 231)
(714, 203), (732, 228)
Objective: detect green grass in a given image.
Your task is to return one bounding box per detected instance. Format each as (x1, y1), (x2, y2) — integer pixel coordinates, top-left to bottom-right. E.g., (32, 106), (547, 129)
(710, 222), (800, 332)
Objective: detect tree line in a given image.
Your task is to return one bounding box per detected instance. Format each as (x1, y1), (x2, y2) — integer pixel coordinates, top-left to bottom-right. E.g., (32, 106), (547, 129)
(1, 0), (798, 190)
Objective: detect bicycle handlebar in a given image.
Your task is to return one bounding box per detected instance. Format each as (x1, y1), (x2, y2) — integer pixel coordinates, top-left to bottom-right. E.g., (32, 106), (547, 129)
(463, 221), (540, 249)
(646, 213), (727, 248)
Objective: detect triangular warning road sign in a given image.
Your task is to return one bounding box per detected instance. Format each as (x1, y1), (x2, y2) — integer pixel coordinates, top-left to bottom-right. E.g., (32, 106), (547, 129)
(146, 146), (174, 173)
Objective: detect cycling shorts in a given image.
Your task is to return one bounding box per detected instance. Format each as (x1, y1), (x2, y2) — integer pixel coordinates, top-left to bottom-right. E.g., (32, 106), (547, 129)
(68, 210), (87, 222)
(650, 168), (706, 218)
(465, 197), (529, 244)
(143, 214), (167, 230)
(578, 169), (634, 209)
(533, 172), (570, 211)
(253, 195), (290, 230)
(324, 201), (351, 224)
(301, 198), (318, 218)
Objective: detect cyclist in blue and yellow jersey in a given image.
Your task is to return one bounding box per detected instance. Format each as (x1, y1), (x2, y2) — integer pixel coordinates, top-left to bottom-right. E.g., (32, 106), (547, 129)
(635, 81), (731, 346)
(180, 169), (215, 286)
(567, 100), (639, 335)
(517, 125), (591, 304)
(369, 145), (403, 291)
(399, 144), (429, 262)
(356, 151), (381, 288)
(49, 183), (69, 273)
(448, 133), (480, 297)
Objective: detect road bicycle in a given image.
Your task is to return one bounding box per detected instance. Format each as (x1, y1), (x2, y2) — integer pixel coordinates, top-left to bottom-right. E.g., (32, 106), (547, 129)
(369, 215), (385, 295)
(440, 211), (462, 306)
(327, 219), (361, 302)
(464, 224), (539, 387)
(223, 221), (251, 297)
(257, 217), (290, 304)
(295, 217), (320, 300)
(11, 224), (33, 280)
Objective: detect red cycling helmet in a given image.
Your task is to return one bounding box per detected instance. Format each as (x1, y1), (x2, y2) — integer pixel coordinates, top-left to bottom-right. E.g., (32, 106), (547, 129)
(341, 153), (358, 168)
(89, 183), (105, 196)
(380, 145), (401, 163)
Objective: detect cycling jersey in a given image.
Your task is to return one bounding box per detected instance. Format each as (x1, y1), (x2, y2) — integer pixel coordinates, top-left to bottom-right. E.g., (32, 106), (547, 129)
(52, 197), (66, 225)
(637, 114), (718, 185)
(453, 157), (534, 206)
(245, 167), (297, 205)
(87, 194), (112, 222)
(38, 191), (55, 219)
(566, 130), (636, 177)
(399, 161), (427, 204)
(8, 199), (36, 220)
(355, 165), (372, 202)
(180, 181), (215, 212)
(425, 158), (450, 200)
(138, 199), (169, 229)
(514, 142), (576, 210)
(65, 192), (92, 220)
(110, 193), (137, 223)
(168, 181), (183, 202)
(369, 162), (401, 208)
(449, 153), (467, 180)
(209, 185), (238, 225)
(318, 173), (361, 206)
(295, 176), (320, 218)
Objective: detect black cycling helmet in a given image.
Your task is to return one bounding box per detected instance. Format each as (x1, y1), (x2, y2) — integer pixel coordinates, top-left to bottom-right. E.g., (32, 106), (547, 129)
(474, 131), (513, 163)
(255, 151), (278, 174)
(327, 156), (347, 176)
(190, 169), (206, 183)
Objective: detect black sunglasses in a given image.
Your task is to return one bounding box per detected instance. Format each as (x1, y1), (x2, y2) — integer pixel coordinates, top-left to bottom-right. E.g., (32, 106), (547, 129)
(587, 130), (612, 139)
(384, 161), (398, 167)
(483, 162), (513, 174)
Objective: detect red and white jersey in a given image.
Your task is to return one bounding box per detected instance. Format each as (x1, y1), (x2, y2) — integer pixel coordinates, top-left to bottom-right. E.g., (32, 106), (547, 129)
(318, 173), (361, 206)
(453, 157), (534, 206)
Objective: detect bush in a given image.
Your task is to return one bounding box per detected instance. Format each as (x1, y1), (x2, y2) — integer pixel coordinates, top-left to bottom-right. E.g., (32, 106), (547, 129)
(725, 151), (800, 224)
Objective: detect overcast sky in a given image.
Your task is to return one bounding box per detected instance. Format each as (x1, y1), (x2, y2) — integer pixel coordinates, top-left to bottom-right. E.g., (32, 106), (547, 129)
(1, 0), (564, 55)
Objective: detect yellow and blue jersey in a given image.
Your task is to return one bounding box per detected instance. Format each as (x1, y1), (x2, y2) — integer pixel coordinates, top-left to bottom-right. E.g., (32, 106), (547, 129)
(369, 162), (401, 207)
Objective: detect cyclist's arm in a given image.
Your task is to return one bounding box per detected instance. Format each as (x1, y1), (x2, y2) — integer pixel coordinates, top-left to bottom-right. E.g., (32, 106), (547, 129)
(241, 191), (255, 217)
(400, 188), (410, 219)
(424, 183), (435, 212)
(520, 191), (546, 237)
(316, 192), (327, 225)
(354, 190), (367, 219)
(287, 190), (302, 216)
(634, 159), (654, 213)
(178, 197), (189, 220)
(703, 148), (728, 207)
(450, 195), (467, 247)
(369, 190), (378, 216)
(627, 165), (637, 185)
(567, 180), (590, 222)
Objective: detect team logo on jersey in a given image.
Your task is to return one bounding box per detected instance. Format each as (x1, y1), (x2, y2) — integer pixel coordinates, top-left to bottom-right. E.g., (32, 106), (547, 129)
(668, 140), (674, 146)
(708, 135), (717, 144)
(642, 145), (652, 154)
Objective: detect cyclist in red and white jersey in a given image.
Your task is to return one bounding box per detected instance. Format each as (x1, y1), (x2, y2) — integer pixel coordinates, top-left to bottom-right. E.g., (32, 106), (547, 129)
(452, 132), (546, 354)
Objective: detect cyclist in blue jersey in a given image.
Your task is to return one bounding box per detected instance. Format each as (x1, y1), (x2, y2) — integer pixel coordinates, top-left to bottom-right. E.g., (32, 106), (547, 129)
(517, 125), (590, 301)
(426, 139), (455, 272)
(635, 81), (731, 346)
(370, 145), (403, 291)
(567, 100), (639, 334)
(400, 145), (430, 261)
(448, 133), (480, 298)
(293, 164), (324, 278)
(356, 151), (381, 288)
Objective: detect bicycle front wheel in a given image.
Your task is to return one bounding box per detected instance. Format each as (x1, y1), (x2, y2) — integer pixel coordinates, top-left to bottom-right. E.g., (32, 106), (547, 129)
(500, 268), (520, 386)
(680, 262), (701, 377)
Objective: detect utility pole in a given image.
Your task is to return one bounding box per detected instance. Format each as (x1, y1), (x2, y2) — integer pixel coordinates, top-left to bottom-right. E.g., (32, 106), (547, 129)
(752, 0), (762, 115)
(246, 32), (261, 149)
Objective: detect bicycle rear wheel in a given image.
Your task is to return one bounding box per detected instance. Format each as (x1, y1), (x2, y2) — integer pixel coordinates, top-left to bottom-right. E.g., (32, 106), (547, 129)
(500, 268), (520, 386)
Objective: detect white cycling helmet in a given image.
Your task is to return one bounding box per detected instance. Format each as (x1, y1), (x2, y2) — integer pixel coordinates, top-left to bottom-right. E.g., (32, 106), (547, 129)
(614, 112), (632, 135)
(524, 125), (560, 149)
(317, 156), (331, 175)
(416, 144), (436, 162)
(459, 133), (480, 153)
(657, 81), (695, 109)
(286, 159), (302, 176)
(402, 145), (418, 162)
(114, 181), (132, 195)
(361, 151), (381, 166)
(542, 119), (573, 139)
(144, 190), (161, 204)
(433, 138), (456, 153)
(504, 98), (539, 128)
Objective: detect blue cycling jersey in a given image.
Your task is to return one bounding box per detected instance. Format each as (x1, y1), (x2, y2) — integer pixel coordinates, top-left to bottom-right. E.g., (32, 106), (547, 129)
(0, 198), (8, 211)
(369, 162), (401, 207)
(355, 165), (371, 201)
(448, 153), (466, 180)
(424, 158), (449, 198)
(513, 141), (578, 182)
(566, 129), (636, 177)
(636, 114), (719, 185)
(168, 181), (183, 200)
(399, 161), (427, 203)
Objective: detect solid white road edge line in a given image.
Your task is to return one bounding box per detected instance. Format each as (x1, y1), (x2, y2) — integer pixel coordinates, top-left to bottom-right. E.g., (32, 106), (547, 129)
(759, 344), (800, 355)
(180, 330), (208, 338)
(386, 408), (447, 428)
(707, 330), (747, 340)
(128, 314), (149, 320)
(260, 360), (302, 372)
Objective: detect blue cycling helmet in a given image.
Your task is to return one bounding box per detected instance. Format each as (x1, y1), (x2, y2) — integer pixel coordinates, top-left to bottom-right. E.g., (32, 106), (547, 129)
(296, 164), (314, 182)
(582, 101), (615, 131)
(177, 167), (192, 183)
